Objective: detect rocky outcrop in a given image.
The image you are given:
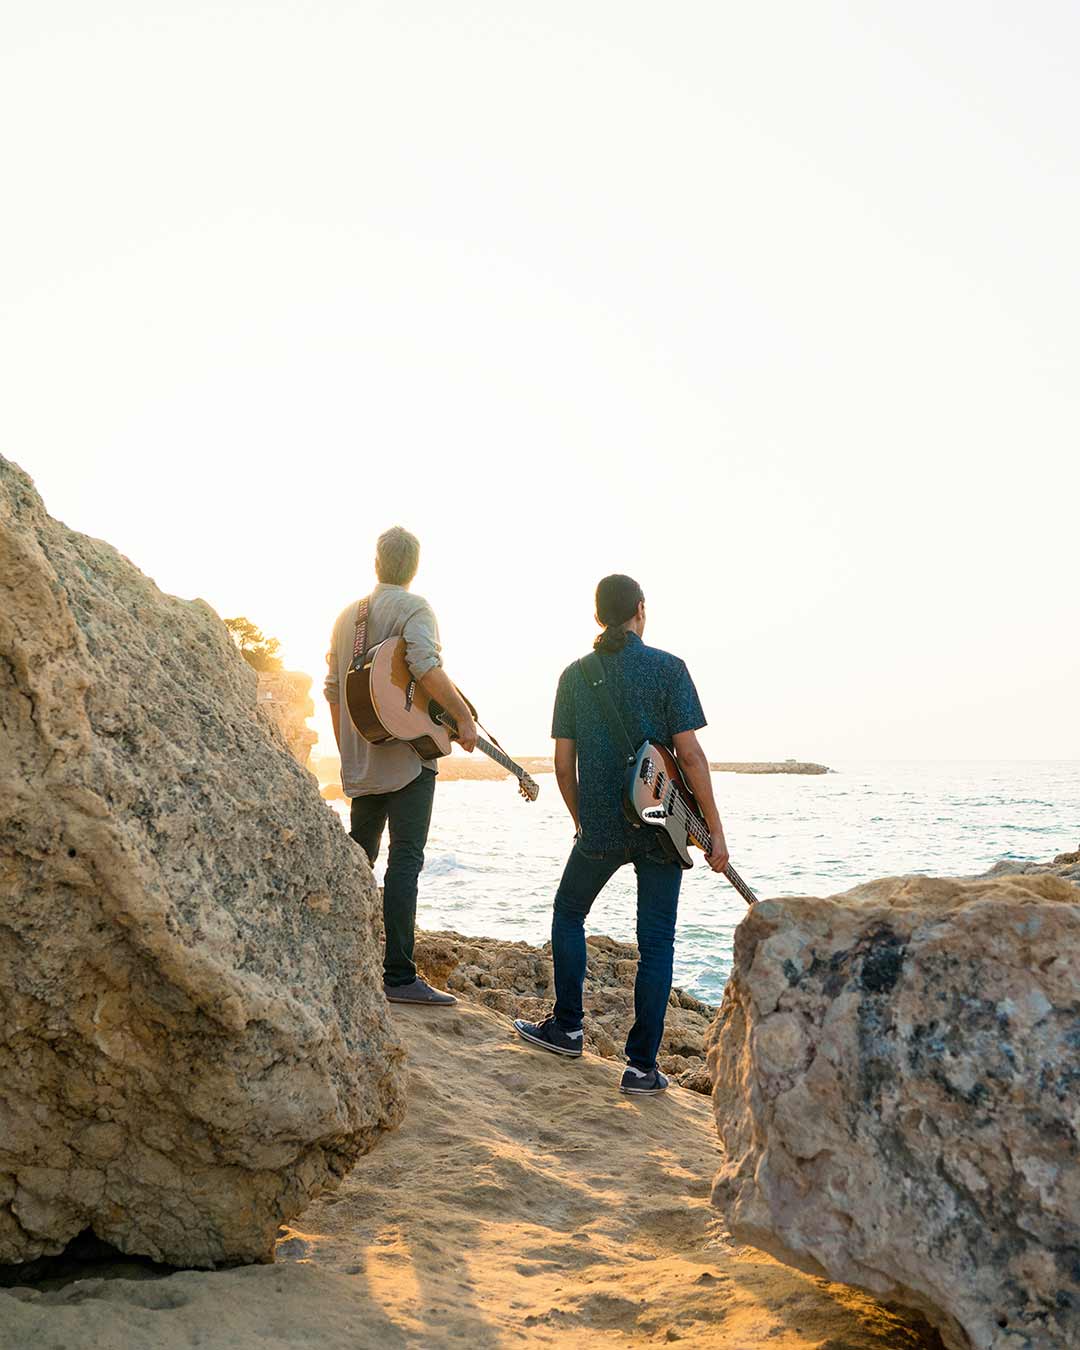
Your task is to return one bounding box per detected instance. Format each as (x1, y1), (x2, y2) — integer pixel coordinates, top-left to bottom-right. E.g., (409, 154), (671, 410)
(0, 456), (405, 1269)
(707, 871), (1080, 1350)
(708, 761), (830, 774)
(414, 929), (717, 1088)
(256, 670), (318, 769)
(979, 845), (1080, 887)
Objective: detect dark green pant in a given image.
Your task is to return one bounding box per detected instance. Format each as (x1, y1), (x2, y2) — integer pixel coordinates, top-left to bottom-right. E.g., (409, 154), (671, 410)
(349, 768), (436, 986)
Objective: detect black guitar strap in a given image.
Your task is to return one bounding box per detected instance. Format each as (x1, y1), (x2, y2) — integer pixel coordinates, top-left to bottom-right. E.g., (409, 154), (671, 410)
(578, 653), (639, 766)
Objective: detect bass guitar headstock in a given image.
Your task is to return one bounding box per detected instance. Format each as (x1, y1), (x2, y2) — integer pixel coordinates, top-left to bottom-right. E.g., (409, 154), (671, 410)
(518, 773), (540, 803)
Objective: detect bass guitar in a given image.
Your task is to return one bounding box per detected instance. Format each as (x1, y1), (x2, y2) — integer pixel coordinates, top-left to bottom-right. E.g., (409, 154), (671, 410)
(624, 740), (757, 904)
(347, 636), (539, 803)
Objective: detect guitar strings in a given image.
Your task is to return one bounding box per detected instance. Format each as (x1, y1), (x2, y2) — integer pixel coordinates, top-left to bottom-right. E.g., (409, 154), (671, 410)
(662, 793), (756, 899)
(436, 713), (532, 784)
(662, 795), (755, 898)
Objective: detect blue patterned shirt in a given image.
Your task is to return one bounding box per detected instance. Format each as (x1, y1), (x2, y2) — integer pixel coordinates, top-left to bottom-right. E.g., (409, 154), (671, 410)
(551, 633), (706, 853)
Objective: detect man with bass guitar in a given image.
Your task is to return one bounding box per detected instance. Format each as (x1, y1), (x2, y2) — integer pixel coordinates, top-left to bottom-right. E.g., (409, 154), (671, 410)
(514, 574), (730, 1095)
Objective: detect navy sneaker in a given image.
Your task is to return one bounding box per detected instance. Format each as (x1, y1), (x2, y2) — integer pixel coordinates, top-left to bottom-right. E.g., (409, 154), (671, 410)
(513, 1016), (584, 1058)
(620, 1065), (669, 1095)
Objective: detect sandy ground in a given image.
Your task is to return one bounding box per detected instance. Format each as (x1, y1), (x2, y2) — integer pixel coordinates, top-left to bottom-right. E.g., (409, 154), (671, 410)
(1, 1001), (940, 1349)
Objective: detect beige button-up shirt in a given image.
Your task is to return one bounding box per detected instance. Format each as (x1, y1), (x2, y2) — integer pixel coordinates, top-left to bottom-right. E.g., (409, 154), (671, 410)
(324, 583), (442, 797)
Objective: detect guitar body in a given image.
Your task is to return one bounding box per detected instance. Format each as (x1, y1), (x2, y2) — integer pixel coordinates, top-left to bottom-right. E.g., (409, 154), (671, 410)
(346, 637), (454, 759)
(345, 637), (540, 801)
(623, 739), (699, 869)
(624, 739), (758, 903)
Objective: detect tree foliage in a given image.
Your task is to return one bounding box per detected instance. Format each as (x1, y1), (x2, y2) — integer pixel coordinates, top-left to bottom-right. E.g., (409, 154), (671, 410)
(224, 616), (283, 672)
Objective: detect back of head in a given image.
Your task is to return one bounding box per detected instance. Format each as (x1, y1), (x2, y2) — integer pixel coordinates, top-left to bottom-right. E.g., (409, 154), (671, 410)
(594, 573), (644, 653)
(375, 526), (421, 586)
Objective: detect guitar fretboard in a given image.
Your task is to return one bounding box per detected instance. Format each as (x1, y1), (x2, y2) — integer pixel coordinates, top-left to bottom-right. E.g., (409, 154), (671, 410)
(674, 793), (758, 905)
(433, 710), (527, 781)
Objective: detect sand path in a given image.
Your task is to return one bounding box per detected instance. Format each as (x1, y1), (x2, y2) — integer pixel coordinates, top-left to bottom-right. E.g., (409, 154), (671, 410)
(1, 1001), (938, 1348)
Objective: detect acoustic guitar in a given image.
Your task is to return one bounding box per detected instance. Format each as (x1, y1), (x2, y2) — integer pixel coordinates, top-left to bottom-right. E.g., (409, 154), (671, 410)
(624, 740), (757, 904)
(347, 637), (540, 802)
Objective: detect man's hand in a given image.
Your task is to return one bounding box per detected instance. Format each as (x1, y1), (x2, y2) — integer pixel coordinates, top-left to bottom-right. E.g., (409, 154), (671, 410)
(418, 667), (477, 752)
(456, 711), (478, 753)
(706, 823), (730, 873)
(554, 738), (580, 829)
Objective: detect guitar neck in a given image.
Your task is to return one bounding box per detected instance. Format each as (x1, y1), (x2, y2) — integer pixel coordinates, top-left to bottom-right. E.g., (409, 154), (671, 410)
(672, 785), (757, 906)
(434, 711), (527, 782)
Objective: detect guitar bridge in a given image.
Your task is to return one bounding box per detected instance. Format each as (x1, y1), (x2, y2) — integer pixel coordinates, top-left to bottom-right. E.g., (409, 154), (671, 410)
(405, 680), (415, 711)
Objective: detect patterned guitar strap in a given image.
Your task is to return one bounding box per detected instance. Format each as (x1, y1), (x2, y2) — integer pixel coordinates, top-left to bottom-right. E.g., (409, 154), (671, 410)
(349, 596), (370, 673)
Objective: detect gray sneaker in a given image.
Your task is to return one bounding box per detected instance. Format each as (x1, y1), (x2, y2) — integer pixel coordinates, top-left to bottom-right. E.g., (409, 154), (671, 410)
(384, 977), (457, 1006)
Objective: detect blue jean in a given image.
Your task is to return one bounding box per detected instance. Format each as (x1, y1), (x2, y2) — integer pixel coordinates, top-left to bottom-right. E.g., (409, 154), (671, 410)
(551, 837), (682, 1072)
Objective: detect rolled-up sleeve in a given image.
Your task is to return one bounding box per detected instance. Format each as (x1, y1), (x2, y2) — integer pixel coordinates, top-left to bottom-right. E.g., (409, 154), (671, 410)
(323, 614), (341, 705)
(666, 660), (706, 736)
(402, 602), (442, 679)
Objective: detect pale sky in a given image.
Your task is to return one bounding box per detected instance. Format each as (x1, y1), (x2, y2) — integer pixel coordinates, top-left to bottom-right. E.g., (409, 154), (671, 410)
(3, 2), (1078, 760)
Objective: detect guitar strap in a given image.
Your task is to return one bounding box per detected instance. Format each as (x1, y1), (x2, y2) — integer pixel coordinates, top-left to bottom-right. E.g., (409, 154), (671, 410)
(478, 718), (507, 755)
(578, 653), (639, 767)
(349, 596), (370, 673)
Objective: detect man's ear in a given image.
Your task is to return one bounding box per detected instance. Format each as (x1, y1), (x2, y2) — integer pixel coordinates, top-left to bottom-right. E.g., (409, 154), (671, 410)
(637, 600), (646, 621)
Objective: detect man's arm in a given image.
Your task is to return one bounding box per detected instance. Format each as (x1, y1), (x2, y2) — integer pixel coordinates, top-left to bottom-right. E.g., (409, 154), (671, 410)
(403, 603), (477, 752)
(672, 729), (729, 871)
(418, 668), (477, 752)
(554, 737), (580, 832)
(330, 701), (342, 751)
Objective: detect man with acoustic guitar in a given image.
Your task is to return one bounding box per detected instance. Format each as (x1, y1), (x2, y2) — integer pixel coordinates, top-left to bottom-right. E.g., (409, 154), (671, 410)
(514, 574), (730, 1094)
(324, 526), (476, 1006)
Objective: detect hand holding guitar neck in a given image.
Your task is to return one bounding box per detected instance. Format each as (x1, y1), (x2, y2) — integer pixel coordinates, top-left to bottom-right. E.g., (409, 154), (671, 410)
(704, 820), (730, 874)
(623, 739), (757, 903)
(346, 636), (539, 802)
(418, 667), (477, 751)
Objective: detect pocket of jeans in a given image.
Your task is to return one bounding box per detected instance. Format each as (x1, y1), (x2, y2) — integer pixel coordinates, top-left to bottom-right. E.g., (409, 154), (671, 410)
(574, 839), (607, 863)
(641, 837), (678, 867)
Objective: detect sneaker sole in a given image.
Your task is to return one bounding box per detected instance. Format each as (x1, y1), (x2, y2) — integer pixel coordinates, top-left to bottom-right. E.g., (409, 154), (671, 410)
(514, 1024), (582, 1057)
(619, 1083), (669, 1095)
(385, 993), (458, 1006)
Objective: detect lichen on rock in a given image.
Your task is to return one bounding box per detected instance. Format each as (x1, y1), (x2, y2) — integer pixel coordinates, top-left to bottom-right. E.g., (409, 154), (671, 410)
(707, 871), (1080, 1350)
(0, 455), (405, 1269)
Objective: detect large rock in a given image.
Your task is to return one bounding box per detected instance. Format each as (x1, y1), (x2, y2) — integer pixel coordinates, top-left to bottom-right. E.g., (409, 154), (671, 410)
(0, 456), (405, 1269)
(414, 929), (717, 1089)
(707, 872), (1080, 1350)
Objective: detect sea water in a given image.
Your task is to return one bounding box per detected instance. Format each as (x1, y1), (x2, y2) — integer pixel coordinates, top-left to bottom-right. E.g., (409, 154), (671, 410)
(332, 760), (1080, 1004)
